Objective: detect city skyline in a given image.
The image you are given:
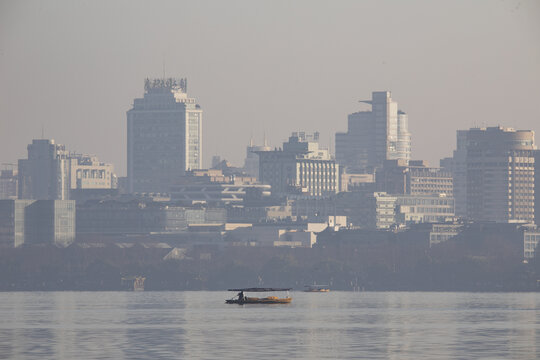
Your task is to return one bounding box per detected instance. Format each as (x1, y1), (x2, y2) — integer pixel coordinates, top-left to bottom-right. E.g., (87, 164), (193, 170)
(2, 2), (540, 358)
(1, 0), (539, 175)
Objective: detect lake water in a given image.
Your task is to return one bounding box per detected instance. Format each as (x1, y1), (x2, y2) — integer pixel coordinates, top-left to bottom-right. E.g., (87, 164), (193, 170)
(0, 291), (538, 359)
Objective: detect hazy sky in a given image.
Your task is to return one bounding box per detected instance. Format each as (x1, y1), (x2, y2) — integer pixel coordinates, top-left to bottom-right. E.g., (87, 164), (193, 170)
(1, 0), (539, 175)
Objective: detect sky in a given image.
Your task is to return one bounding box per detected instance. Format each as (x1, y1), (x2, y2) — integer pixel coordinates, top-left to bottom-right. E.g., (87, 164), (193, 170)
(1, 0), (539, 176)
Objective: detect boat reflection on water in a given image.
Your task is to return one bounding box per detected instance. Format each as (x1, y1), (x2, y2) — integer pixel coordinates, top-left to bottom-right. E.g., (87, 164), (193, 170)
(226, 288), (292, 305)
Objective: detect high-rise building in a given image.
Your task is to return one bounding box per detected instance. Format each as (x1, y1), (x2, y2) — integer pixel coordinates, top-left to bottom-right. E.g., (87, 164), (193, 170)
(127, 78), (202, 194)
(257, 132), (340, 197)
(18, 139), (70, 200)
(336, 91), (411, 172)
(17, 139), (116, 201)
(451, 127), (536, 223)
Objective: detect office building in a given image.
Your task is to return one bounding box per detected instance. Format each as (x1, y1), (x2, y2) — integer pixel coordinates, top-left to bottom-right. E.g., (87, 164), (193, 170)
(395, 194), (455, 224)
(127, 78), (202, 194)
(243, 138), (272, 179)
(335, 191), (455, 229)
(76, 200), (225, 235)
(376, 159), (453, 197)
(524, 227), (540, 259)
(70, 154), (116, 190)
(429, 223), (462, 247)
(18, 139), (71, 200)
(0, 169), (18, 199)
(451, 127), (536, 223)
(18, 139), (117, 201)
(257, 132), (340, 197)
(0, 199), (75, 247)
(336, 91), (411, 172)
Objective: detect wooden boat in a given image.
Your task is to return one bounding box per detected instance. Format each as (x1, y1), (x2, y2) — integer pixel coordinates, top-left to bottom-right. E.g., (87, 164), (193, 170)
(303, 284), (330, 292)
(226, 287), (292, 304)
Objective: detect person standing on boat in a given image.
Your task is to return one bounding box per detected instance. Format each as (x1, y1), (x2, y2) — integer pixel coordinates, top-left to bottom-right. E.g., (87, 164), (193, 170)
(237, 291), (244, 302)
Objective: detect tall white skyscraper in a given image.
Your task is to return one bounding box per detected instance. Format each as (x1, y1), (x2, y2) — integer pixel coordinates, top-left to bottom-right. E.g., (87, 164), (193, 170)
(335, 91), (411, 172)
(127, 78), (202, 194)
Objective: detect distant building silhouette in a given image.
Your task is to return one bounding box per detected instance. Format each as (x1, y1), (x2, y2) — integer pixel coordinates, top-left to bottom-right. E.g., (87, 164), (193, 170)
(336, 91), (411, 172)
(0, 199), (75, 247)
(17, 139), (116, 201)
(257, 132), (340, 197)
(450, 126), (536, 223)
(0, 169), (18, 200)
(243, 138), (272, 179)
(127, 78), (202, 194)
(18, 139), (71, 200)
(376, 159), (453, 197)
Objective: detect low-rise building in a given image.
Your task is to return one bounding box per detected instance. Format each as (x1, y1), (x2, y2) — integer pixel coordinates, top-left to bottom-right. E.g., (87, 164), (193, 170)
(0, 169), (18, 200)
(429, 223), (462, 247)
(224, 220), (333, 248)
(76, 200), (226, 236)
(376, 159), (453, 197)
(257, 132), (340, 197)
(0, 199), (75, 247)
(524, 227), (540, 259)
(396, 194), (455, 224)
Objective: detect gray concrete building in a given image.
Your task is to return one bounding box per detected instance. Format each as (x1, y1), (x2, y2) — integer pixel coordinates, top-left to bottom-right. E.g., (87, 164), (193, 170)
(76, 200), (225, 235)
(0, 199), (75, 247)
(127, 78), (202, 194)
(395, 194), (455, 224)
(524, 226), (540, 259)
(243, 138), (272, 179)
(451, 127), (536, 223)
(336, 91), (411, 172)
(376, 159), (453, 197)
(18, 139), (71, 200)
(18, 139), (117, 201)
(257, 132), (340, 197)
(0, 169), (18, 200)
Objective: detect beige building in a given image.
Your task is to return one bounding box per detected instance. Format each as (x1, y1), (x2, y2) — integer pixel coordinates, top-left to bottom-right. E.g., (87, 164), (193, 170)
(70, 154), (116, 190)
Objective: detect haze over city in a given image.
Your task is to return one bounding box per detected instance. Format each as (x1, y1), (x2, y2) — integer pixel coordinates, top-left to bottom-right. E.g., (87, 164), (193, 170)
(1, 0), (539, 175)
(2, 1), (540, 359)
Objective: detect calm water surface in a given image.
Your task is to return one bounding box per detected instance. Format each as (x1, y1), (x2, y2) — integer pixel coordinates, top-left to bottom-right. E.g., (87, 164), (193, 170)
(0, 291), (538, 359)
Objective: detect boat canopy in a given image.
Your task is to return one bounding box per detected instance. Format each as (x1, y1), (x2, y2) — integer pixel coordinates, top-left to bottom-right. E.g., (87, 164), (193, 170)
(228, 287), (292, 292)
